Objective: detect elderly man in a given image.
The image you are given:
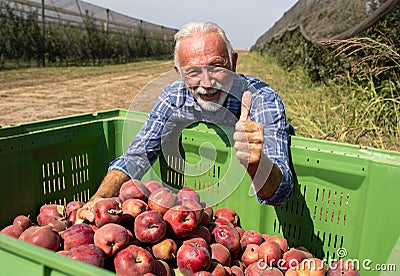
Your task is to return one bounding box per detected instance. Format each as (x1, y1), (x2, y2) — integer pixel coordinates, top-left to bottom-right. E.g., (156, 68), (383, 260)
(75, 21), (293, 224)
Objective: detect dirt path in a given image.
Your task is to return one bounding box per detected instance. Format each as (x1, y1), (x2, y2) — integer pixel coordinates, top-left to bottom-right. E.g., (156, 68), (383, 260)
(0, 61), (178, 126)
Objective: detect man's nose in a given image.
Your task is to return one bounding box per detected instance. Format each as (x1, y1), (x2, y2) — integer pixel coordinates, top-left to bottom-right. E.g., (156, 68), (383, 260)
(199, 68), (215, 88)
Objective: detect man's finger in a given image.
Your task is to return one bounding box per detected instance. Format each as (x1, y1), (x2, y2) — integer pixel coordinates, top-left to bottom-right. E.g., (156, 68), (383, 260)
(74, 208), (94, 225)
(240, 91), (252, 121)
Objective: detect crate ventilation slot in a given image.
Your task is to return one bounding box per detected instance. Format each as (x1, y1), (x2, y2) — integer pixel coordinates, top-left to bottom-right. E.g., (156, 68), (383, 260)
(166, 155), (222, 190)
(41, 160), (66, 195)
(71, 153), (90, 186)
(166, 155), (185, 187)
(314, 188), (349, 225)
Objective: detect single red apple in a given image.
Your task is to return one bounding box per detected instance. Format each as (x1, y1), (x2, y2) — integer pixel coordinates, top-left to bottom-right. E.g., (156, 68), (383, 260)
(114, 245), (155, 276)
(176, 241), (211, 275)
(241, 229), (264, 247)
(69, 243), (105, 267)
(163, 205), (197, 239)
(13, 215), (33, 230)
(280, 248), (308, 271)
(93, 198), (122, 227)
(148, 187), (178, 216)
(119, 179), (149, 202)
(134, 210), (167, 244)
(183, 237), (209, 251)
(0, 224), (24, 238)
(267, 235), (288, 252)
(94, 223), (130, 258)
(241, 243), (260, 267)
(61, 223), (94, 250)
(177, 187), (201, 202)
(151, 238), (178, 262)
(66, 201), (84, 217)
(211, 225), (241, 253)
(19, 225), (61, 251)
(37, 204), (68, 232)
(258, 240), (282, 267)
(214, 207), (239, 226)
(122, 198), (149, 218)
(210, 243), (231, 266)
(39, 204), (65, 218)
(143, 180), (164, 194)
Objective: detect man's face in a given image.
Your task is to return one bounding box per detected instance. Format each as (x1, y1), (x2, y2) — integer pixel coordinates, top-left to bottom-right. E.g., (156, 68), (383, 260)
(176, 32), (235, 112)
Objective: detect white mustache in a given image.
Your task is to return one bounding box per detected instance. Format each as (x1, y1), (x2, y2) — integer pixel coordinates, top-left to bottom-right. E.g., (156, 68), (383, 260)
(193, 82), (226, 95)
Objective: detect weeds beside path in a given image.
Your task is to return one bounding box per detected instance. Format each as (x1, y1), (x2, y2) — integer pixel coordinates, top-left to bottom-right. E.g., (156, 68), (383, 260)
(237, 50), (399, 151)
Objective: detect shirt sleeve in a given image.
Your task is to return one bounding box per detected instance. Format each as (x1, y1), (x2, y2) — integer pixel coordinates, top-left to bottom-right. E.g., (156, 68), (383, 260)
(249, 82), (293, 206)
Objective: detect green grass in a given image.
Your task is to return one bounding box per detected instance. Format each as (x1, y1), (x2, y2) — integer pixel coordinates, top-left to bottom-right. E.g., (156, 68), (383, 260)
(237, 50), (399, 152)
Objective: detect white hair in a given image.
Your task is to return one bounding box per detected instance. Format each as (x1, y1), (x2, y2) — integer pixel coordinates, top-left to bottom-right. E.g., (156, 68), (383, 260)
(174, 21), (234, 69)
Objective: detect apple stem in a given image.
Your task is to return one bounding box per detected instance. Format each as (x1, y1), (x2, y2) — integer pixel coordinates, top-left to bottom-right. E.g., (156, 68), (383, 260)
(108, 209), (123, 215)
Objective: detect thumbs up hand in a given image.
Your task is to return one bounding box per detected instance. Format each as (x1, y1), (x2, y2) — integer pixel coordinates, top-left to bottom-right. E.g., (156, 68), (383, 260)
(233, 91), (264, 168)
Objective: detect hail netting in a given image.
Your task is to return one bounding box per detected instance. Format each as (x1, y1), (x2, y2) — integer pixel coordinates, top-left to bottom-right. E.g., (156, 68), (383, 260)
(2, 0), (177, 37)
(252, 0), (400, 49)
(0, 0), (178, 67)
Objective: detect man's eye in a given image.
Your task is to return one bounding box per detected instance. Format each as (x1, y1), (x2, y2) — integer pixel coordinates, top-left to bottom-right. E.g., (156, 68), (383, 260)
(211, 67), (225, 73)
(186, 69), (201, 76)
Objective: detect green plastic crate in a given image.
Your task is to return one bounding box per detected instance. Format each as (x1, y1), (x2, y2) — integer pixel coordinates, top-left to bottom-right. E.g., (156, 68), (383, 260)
(0, 109), (399, 275)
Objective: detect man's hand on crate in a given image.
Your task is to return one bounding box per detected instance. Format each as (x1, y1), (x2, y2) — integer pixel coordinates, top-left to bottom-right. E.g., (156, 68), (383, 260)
(75, 170), (130, 224)
(74, 200), (97, 225)
(233, 91), (282, 199)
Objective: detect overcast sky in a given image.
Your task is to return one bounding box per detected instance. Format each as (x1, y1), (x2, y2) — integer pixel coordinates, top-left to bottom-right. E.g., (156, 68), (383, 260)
(83, 0), (298, 49)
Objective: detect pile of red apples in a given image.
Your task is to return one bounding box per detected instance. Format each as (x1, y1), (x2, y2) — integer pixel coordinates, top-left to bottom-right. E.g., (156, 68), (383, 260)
(1, 179), (359, 275)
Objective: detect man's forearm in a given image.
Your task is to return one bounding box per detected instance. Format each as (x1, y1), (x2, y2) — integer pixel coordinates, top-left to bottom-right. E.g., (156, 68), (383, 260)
(90, 170), (130, 200)
(247, 153), (282, 199)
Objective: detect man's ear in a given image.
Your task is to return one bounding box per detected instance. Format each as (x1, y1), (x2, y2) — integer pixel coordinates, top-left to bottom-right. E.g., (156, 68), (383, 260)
(231, 52), (238, 72)
(174, 65), (180, 75)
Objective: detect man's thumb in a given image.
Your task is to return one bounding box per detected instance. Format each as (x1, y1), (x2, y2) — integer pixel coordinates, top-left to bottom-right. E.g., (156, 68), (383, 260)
(240, 91), (252, 121)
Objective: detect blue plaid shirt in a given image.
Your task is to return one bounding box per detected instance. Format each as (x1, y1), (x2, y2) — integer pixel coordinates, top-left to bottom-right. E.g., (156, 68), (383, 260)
(109, 74), (293, 206)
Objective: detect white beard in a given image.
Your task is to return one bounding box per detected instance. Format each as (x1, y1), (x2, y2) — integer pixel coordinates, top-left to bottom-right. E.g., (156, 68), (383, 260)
(192, 86), (228, 112)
